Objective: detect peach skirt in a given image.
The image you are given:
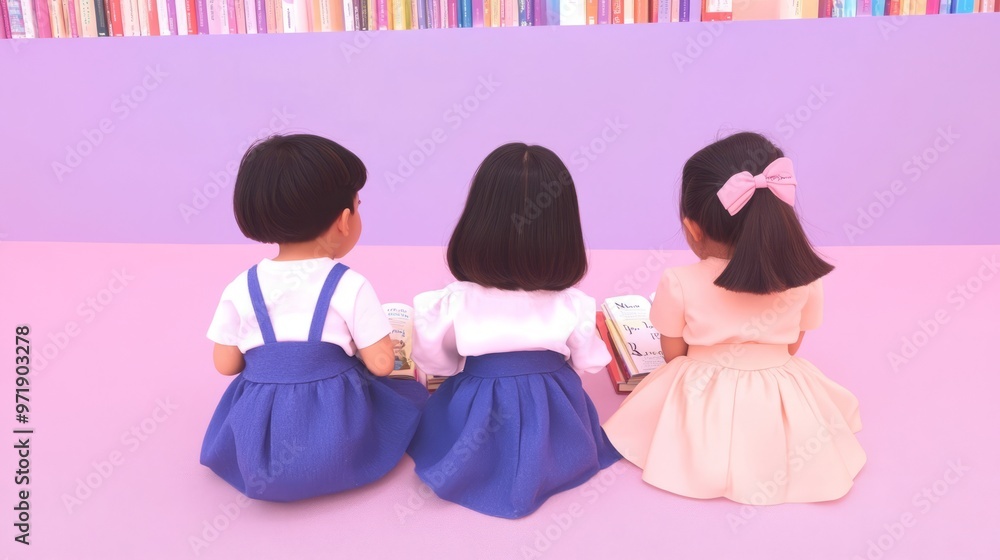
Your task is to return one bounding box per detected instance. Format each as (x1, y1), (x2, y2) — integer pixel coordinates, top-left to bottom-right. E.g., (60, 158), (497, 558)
(603, 344), (866, 505)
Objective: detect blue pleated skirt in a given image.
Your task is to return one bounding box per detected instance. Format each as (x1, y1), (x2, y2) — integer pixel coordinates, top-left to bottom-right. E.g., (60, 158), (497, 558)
(200, 341), (428, 502)
(407, 351), (621, 519)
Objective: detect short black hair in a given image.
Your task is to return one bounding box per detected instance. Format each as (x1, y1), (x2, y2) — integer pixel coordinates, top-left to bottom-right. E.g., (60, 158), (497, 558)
(447, 143), (588, 291)
(681, 131), (833, 294)
(233, 134), (366, 244)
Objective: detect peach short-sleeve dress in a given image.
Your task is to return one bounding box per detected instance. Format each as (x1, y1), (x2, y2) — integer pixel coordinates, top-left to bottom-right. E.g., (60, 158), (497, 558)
(603, 257), (866, 505)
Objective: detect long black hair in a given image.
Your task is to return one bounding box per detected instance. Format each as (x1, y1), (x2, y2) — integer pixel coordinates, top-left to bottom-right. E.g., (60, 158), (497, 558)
(681, 132), (832, 294)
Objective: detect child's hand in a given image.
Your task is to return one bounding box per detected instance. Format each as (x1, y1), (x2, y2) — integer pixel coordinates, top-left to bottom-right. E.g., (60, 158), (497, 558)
(358, 336), (395, 377)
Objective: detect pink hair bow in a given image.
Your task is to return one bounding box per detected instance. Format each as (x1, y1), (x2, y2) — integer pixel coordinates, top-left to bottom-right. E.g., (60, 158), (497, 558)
(717, 157), (797, 216)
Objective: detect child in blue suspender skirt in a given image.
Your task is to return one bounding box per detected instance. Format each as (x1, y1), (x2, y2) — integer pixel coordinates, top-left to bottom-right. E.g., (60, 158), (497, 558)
(200, 135), (427, 502)
(406, 143), (621, 519)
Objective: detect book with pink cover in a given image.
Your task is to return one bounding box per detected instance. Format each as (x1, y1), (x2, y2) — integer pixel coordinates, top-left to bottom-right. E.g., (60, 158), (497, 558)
(33, 0), (52, 37)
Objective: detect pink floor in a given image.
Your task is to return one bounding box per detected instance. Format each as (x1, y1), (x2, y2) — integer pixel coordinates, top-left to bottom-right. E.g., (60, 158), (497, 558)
(1, 242), (998, 559)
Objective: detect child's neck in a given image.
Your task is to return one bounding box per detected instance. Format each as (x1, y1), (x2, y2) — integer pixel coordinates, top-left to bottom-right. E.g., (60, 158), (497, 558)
(273, 240), (338, 262)
(699, 239), (733, 261)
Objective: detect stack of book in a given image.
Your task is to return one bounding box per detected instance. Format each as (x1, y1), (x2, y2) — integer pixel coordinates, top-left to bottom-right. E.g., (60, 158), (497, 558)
(383, 303), (446, 391)
(2, 0), (995, 38)
(598, 295), (665, 394)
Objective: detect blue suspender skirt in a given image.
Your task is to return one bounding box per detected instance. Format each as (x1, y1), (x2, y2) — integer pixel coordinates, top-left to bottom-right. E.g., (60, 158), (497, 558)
(407, 350), (621, 519)
(200, 263), (428, 502)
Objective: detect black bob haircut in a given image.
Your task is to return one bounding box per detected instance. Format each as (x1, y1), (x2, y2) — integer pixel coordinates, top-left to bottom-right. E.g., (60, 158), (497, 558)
(233, 134), (366, 244)
(447, 143), (588, 292)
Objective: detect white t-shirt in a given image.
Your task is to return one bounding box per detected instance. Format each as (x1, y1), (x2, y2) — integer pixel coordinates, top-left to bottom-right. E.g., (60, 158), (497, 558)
(207, 258), (391, 355)
(411, 282), (612, 377)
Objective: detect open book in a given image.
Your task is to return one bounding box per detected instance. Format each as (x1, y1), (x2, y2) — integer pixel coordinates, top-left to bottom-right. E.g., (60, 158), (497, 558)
(598, 295), (666, 394)
(382, 303), (445, 391)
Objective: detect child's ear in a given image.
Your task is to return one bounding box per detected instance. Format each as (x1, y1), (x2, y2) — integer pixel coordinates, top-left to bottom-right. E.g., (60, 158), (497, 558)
(333, 208), (352, 237)
(682, 217), (704, 243)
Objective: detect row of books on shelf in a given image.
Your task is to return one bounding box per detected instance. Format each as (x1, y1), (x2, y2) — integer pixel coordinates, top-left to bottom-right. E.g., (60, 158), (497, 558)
(2, 0), (996, 38)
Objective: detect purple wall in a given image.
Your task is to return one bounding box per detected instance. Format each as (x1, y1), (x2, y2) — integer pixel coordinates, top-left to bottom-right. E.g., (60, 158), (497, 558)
(1, 15), (997, 249)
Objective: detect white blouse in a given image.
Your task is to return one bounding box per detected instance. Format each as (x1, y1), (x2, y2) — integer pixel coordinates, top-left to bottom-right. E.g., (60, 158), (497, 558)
(207, 258), (391, 355)
(411, 282), (612, 377)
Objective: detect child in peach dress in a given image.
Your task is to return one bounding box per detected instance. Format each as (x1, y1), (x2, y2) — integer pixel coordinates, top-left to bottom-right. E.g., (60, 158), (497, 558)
(604, 132), (866, 505)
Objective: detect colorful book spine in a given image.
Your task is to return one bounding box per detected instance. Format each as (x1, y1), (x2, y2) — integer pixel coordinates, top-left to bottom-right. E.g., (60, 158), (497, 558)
(94, 0), (111, 37)
(471, 0), (481, 23)
(362, 0), (370, 29)
(368, 0), (377, 28)
(700, 0), (729, 20)
(656, 0), (668, 20)
(938, 0), (951, 11)
(244, 0), (256, 31)
(236, 0), (246, 30)
(598, 0), (608, 20)
(135, 0), (148, 34)
(623, 0), (631, 21)
(679, 0), (690, 21)
(79, 0), (96, 35)
(0, 0), (8, 39)
(952, 0), (972, 10)
(635, 0), (645, 21)
(196, 0), (208, 31)
(64, 0), (78, 36)
(281, 0), (295, 32)
(584, 0), (594, 21)
(21, 0), (36, 36)
(172, 0), (185, 31)
(6, 0), (23, 38)
(561, 0), (582, 22)
(32, 0), (51, 36)
(106, 0), (119, 34)
(343, 0), (353, 30)
(253, 0), (263, 30)
(925, 0), (938, 10)
(460, 0), (470, 25)
(858, 0), (871, 13)
(834, 0), (856, 14)
(610, 0), (620, 20)
(448, 0), (456, 25)
(390, 0), (401, 27)
(871, 0), (884, 12)
(226, 0), (237, 31)
(544, 0), (555, 22)
(525, 0), (532, 22)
